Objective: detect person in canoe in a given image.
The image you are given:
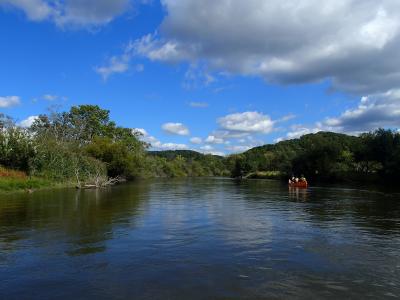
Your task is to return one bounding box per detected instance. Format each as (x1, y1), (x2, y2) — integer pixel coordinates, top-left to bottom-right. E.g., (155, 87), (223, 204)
(289, 175), (308, 187)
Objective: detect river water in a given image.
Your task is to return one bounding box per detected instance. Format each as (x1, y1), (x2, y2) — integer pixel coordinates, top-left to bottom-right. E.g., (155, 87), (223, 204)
(0, 178), (399, 299)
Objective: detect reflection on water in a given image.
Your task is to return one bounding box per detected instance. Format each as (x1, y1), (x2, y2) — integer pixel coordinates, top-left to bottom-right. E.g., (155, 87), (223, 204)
(0, 178), (400, 299)
(288, 187), (309, 202)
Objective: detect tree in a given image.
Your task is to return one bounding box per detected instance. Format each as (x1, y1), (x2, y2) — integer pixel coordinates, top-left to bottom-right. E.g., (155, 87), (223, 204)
(0, 115), (34, 172)
(230, 155), (247, 178)
(85, 137), (143, 179)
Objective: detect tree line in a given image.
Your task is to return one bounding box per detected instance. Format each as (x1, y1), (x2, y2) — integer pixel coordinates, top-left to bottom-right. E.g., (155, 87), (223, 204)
(0, 105), (229, 188)
(1, 105), (400, 188)
(230, 130), (400, 184)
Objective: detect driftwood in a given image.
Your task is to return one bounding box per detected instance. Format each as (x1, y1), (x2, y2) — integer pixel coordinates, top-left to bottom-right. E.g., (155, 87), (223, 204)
(75, 169), (124, 189)
(82, 176), (124, 189)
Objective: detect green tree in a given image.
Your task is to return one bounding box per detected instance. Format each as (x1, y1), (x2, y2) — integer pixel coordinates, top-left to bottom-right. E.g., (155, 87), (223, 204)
(0, 115), (34, 172)
(85, 137), (143, 179)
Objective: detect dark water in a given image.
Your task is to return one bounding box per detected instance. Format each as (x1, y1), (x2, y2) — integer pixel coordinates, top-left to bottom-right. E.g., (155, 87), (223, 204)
(1, 178), (400, 299)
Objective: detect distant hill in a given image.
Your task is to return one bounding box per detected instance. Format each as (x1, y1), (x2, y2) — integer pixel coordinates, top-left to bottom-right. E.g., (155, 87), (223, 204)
(148, 150), (224, 160)
(147, 130), (400, 184)
(147, 150), (228, 177)
(150, 132), (357, 160)
(227, 131), (365, 181)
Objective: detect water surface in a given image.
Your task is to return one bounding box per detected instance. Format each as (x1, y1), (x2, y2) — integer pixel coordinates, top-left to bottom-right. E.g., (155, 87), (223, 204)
(1, 178), (400, 299)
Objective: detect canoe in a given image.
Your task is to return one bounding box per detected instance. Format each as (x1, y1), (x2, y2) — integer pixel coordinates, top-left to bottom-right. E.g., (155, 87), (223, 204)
(289, 181), (308, 188)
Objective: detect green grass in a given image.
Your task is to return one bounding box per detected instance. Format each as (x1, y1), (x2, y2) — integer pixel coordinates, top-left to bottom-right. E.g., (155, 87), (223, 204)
(0, 177), (56, 192)
(245, 171), (283, 179)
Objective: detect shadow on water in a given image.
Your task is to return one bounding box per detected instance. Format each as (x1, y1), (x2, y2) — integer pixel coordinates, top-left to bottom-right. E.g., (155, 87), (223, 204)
(0, 182), (150, 257)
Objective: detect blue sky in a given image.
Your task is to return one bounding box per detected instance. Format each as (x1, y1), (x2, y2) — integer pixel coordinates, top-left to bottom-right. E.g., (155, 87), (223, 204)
(1, 0), (400, 155)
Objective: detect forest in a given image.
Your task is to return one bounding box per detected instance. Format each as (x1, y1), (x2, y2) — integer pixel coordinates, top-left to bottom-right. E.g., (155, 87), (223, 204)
(230, 130), (400, 184)
(1, 104), (400, 191)
(0, 105), (229, 191)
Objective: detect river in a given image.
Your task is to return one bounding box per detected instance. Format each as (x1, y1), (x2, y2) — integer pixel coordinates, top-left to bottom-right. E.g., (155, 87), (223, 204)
(0, 178), (399, 299)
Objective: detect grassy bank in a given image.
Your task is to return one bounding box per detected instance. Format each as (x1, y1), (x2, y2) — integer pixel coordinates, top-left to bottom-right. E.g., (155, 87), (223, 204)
(0, 166), (69, 193)
(0, 177), (62, 193)
(244, 171), (283, 180)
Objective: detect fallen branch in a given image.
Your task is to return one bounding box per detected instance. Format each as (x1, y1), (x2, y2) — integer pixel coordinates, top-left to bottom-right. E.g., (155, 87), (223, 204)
(78, 175), (125, 189)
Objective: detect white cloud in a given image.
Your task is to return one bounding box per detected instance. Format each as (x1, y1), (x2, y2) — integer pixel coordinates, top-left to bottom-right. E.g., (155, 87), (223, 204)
(323, 90), (400, 133)
(0, 0), (52, 21)
(218, 111), (274, 133)
(133, 128), (147, 136)
(206, 151), (225, 156)
(153, 142), (188, 150)
(54, 0), (130, 28)
(0, 96), (20, 108)
(132, 33), (192, 62)
(133, 127), (157, 143)
(19, 115), (39, 128)
(205, 135), (224, 144)
(132, 0), (400, 96)
(200, 145), (213, 151)
(0, 0), (133, 28)
(277, 90), (400, 140)
(190, 137), (202, 144)
(162, 122), (190, 136)
(95, 48), (146, 79)
(95, 55), (130, 81)
(198, 147), (225, 156)
(224, 135), (264, 153)
(134, 127), (188, 150)
(285, 126), (321, 140)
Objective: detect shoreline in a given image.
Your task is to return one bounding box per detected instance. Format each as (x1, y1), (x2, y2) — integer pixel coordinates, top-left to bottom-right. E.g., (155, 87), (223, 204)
(0, 178), (75, 195)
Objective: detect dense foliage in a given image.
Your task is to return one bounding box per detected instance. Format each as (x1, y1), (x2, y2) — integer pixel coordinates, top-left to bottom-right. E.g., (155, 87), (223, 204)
(231, 130), (400, 184)
(1, 106), (400, 190)
(0, 106), (228, 189)
(147, 150), (229, 177)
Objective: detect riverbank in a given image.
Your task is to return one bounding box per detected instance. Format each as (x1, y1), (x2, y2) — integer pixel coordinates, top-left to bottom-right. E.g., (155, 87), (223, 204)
(244, 171), (283, 180)
(0, 177), (73, 194)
